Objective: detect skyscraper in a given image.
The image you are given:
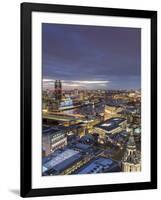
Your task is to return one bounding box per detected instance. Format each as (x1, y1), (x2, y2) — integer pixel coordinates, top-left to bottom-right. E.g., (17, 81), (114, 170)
(55, 80), (62, 102)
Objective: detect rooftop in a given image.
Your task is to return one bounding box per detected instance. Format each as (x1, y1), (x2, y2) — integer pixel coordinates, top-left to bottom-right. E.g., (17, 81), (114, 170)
(96, 118), (126, 132)
(43, 123), (84, 135)
(106, 99), (127, 107)
(42, 126), (63, 135)
(43, 149), (81, 173)
(73, 143), (92, 151)
(77, 157), (120, 174)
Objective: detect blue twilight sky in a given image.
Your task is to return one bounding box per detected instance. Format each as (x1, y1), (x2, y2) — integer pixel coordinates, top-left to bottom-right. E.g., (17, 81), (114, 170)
(42, 23), (141, 90)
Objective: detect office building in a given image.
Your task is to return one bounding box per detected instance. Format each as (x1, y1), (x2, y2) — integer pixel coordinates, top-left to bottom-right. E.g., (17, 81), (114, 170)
(42, 126), (67, 156)
(95, 117), (127, 138)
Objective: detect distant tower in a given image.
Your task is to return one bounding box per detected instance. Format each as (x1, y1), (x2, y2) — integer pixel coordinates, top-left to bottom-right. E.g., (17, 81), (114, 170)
(55, 80), (62, 102)
(92, 102), (96, 116)
(122, 128), (141, 172)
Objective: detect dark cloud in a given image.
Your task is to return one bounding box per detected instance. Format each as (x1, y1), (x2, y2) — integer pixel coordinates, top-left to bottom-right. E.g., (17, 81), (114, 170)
(42, 23), (141, 89)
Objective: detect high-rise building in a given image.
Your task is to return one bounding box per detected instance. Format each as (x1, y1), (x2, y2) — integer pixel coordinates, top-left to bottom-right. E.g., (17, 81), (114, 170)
(122, 128), (141, 172)
(92, 102), (96, 116)
(55, 80), (62, 102)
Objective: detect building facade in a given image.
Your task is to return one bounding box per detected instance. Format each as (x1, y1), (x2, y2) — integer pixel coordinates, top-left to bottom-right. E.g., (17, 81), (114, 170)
(42, 127), (67, 156)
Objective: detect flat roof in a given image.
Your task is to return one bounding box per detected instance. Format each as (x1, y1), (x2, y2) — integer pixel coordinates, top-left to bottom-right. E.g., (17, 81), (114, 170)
(43, 124), (83, 135)
(53, 154), (82, 172)
(42, 126), (63, 135)
(78, 163), (102, 174)
(96, 118), (126, 132)
(74, 143), (91, 150)
(43, 149), (80, 172)
(77, 157), (118, 174)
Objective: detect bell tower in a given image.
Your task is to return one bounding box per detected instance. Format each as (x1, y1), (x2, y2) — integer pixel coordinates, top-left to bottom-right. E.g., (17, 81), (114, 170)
(122, 128), (141, 172)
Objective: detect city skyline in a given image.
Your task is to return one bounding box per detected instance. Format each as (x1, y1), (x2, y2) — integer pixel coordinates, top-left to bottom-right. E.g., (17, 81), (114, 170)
(42, 23), (141, 90)
(42, 24), (142, 176)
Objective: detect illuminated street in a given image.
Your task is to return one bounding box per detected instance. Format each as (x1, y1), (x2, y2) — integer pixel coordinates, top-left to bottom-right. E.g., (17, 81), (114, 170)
(42, 83), (141, 175)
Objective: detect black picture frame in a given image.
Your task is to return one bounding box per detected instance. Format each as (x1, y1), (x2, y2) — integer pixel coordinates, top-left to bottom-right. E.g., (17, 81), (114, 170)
(21, 2), (157, 198)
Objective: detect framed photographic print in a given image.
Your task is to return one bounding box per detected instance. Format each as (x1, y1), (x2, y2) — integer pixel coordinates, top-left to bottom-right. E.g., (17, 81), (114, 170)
(21, 2), (157, 197)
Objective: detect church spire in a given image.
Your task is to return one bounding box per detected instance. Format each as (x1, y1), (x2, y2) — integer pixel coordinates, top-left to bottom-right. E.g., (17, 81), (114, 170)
(122, 128), (141, 172)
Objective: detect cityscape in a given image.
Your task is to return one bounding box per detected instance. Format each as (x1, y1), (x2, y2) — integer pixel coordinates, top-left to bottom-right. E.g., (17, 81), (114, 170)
(42, 23), (141, 176)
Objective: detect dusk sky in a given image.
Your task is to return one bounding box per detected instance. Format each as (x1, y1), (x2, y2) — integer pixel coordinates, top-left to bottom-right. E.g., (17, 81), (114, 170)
(42, 23), (141, 90)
